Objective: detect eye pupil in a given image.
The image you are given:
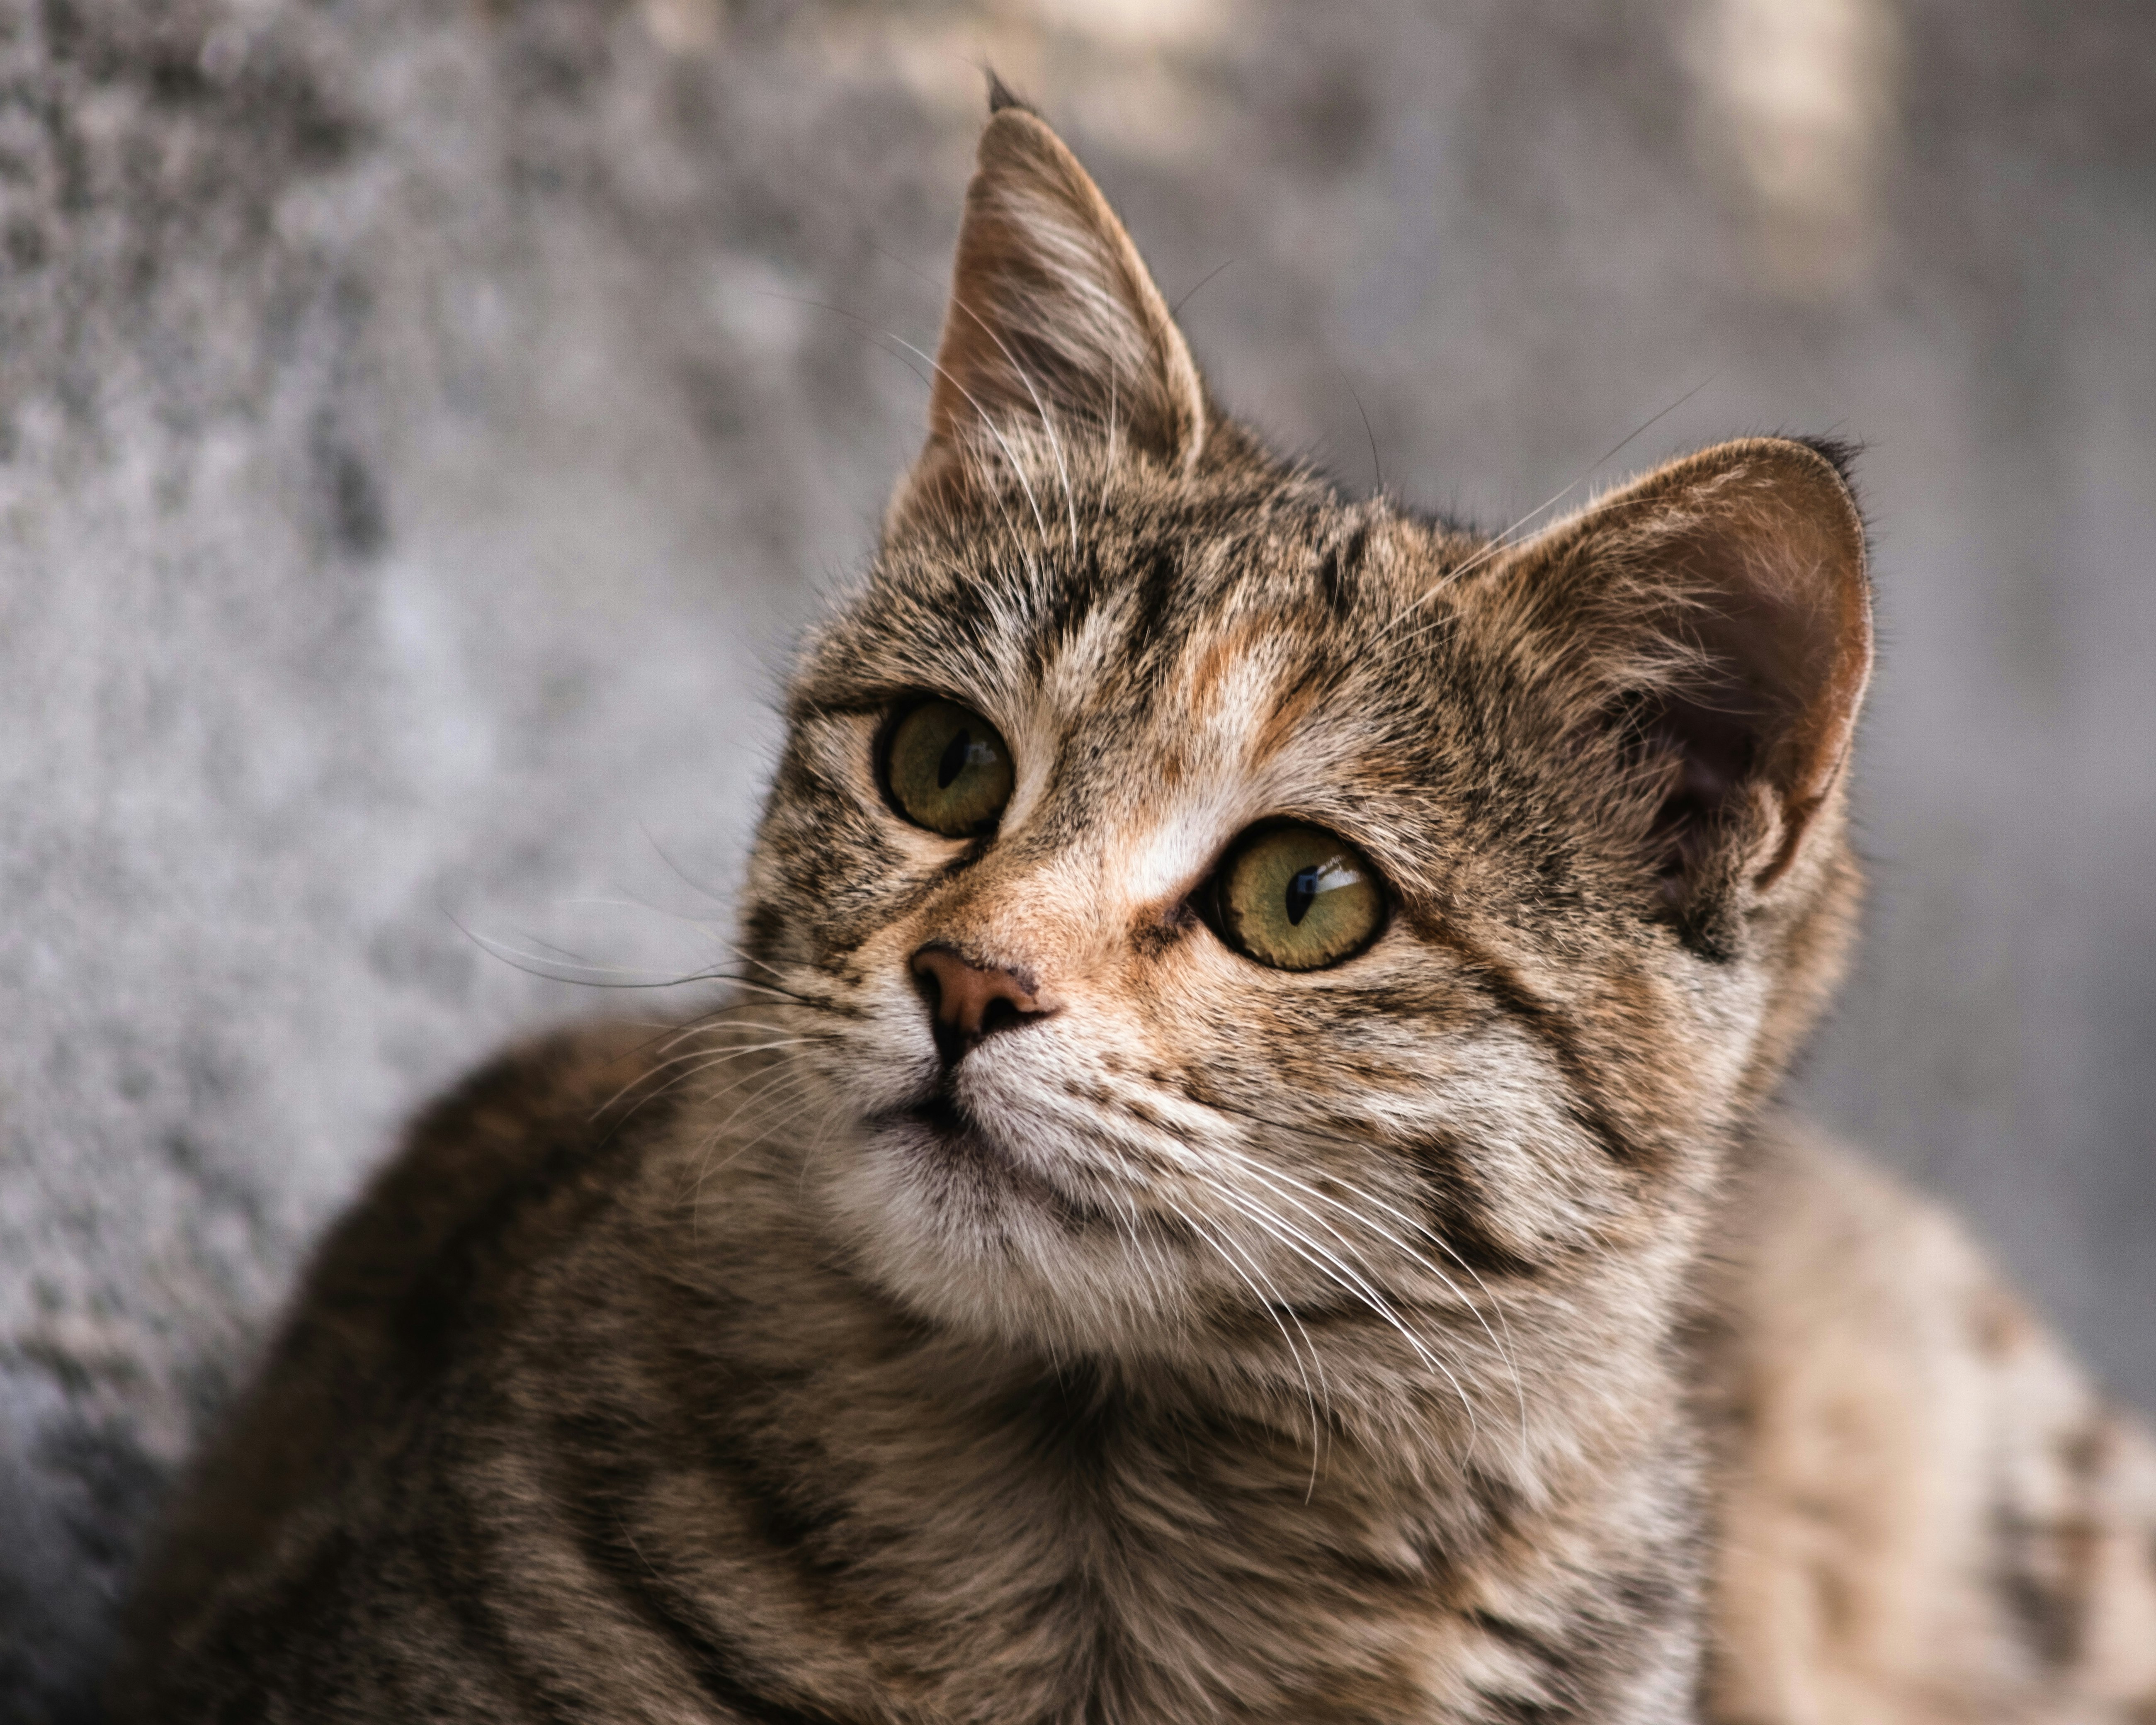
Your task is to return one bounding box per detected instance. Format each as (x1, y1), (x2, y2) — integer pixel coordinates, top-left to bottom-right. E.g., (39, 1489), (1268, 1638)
(937, 729), (973, 790)
(1285, 867), (1321, 926)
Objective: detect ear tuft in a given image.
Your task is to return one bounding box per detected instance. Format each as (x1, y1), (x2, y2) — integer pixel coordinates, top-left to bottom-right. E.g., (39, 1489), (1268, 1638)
(983, 68), (1031, 115)
(1792, 432), (1865, 494)
(888, 105), (1207, 533)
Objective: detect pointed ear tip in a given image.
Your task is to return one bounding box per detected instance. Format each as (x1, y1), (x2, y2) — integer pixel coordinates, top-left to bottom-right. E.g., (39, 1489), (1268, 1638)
(1746, 441), (1874, 651)
(982, 69), (1033, 116)
(1792, 442), (1871, 607)
(966, 104), (1103, 231)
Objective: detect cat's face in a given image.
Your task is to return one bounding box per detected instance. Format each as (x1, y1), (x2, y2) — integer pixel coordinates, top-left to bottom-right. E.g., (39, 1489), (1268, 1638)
(732, 105), (1869, 1411)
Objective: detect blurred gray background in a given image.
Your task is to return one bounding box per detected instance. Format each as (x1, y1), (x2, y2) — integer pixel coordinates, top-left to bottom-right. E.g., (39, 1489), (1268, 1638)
(1, 0), (2150, 1714)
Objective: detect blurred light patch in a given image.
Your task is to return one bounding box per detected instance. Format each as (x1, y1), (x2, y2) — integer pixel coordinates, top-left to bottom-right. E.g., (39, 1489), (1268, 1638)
(1684, 0), (1901, 295)
(803, 0), (1236, 158)
(641, 0), (723, 55)
(1014, 0), (1231, 51)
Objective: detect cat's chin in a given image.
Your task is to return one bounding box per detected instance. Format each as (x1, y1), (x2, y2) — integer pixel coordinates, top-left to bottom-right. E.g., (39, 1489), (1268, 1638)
(825, 1095), (1195, 1356)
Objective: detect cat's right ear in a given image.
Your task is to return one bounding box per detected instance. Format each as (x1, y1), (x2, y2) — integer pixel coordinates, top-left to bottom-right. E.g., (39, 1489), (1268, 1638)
(1483, 437), (1873, 955)
(886, 92), (1207, 534)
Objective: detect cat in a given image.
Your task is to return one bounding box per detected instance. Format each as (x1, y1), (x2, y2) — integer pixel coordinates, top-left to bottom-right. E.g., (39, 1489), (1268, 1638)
(113, 87), (2156, 1725)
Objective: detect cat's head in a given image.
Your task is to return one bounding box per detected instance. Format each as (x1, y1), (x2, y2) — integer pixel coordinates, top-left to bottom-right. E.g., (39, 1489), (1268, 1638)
(735, 98), (1870, 1414)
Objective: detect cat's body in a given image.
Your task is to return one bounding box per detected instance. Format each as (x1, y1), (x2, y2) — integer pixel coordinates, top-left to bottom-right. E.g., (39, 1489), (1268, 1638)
(115, 95), (2156, 1723)
(120, 1022), (1702, 1723)
(117, 1028), (2156, 1724)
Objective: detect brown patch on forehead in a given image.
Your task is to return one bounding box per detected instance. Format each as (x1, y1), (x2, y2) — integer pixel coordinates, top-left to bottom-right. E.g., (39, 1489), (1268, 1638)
(1180, 621), (1268, 716)
(1175, 610), (1326, 764)
(1254, 663), (1324, 765)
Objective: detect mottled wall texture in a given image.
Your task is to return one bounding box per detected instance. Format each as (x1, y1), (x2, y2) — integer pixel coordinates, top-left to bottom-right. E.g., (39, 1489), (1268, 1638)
(1, 0), (2150, 1714)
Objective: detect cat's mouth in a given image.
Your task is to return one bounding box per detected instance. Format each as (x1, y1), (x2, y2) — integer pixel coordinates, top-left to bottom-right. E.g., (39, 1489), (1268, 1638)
(908, 1089), (972, 1139)
(888, 1086), (1017, 1176)
(875, 1084), (1114, 1227)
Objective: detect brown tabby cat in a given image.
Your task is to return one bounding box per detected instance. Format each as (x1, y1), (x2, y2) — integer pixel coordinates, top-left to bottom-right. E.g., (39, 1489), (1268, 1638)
(114, 90), (2156, 1725)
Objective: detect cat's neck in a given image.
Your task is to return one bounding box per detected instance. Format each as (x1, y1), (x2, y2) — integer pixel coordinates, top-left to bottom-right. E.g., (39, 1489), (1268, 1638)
(630, 1126), (1707, 1723)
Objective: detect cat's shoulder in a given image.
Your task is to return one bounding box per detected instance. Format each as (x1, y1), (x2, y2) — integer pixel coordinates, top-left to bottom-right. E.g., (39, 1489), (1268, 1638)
(356, 1019), (677, 1263)
(262, 1017), (690, 1397)
(114, 1022), (677, 1681)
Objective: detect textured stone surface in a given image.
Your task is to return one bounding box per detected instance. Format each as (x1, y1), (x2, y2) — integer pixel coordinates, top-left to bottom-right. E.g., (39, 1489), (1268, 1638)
(1, 0), (2150, 1715)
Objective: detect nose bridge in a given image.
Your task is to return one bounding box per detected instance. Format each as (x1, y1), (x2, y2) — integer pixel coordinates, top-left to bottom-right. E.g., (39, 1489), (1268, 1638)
(918, 829), (1114, 986)
(912, 679), (1212, 985)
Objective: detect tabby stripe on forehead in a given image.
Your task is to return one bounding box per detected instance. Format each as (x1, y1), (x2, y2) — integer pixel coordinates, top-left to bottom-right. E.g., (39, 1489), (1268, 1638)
(1129, 542), (1183, 669)
(1418, 924), (1651, 1166)
(1024, 547), (1107, 679)
(1314, 523), (1367, 620)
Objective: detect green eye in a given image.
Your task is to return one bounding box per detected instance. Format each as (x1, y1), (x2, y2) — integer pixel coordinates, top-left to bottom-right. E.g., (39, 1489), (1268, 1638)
(884, 699), (1015, 837)
(1213, 824), (1384, 971)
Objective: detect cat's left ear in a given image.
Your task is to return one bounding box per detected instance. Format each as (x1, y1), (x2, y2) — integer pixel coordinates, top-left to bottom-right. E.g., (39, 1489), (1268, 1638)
(1488, 437), (1872, 942)
(888, 92), (1207, 531)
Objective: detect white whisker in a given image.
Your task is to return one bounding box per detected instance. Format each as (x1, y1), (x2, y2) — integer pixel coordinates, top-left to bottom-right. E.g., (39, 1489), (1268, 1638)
(753, 291), (1050, 539)
(1195, 1177), (1481, 1451)
(1157, 1192), (1331, 1492)
(1202, 1140), (1532, 1465)
(1382, 375), (1718, 651)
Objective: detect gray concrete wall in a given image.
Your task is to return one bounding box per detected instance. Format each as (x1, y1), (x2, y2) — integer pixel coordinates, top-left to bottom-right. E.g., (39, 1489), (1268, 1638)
(2, 0), (2149, 1714)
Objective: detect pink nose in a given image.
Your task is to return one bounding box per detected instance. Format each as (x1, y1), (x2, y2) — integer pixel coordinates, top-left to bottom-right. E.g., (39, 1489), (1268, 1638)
(909, 946), (1049, 1062)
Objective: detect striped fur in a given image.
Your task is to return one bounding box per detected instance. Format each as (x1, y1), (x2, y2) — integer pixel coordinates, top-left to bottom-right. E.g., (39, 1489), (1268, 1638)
(114, 101), (2156, 1725)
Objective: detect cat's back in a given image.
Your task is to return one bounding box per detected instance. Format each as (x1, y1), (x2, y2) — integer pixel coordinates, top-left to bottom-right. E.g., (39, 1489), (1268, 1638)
(1702, 1122), (2156, 1723)
(112, 1021), (682, 1718)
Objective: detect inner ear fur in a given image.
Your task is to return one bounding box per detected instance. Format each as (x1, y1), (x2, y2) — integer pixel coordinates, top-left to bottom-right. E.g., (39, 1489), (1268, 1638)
(1491, 437), (1873, 934)
(890, 97), (1207, 530)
